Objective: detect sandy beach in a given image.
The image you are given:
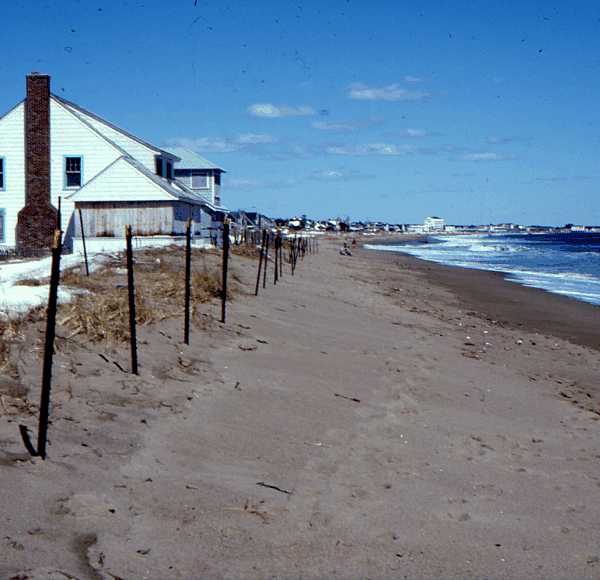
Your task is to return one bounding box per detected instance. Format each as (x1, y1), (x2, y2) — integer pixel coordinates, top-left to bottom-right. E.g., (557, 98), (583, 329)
(2, 237), (600, 579)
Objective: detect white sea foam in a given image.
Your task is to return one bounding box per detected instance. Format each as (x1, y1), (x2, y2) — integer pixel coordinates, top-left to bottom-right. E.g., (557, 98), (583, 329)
(365, 237), (600, 306)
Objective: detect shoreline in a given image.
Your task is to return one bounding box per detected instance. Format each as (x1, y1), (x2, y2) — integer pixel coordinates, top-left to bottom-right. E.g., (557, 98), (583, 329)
(362, 240), (600, 351)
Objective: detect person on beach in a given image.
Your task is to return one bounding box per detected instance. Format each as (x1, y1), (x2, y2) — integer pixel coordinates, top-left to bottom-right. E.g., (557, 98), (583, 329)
(340, 242), (353, 256)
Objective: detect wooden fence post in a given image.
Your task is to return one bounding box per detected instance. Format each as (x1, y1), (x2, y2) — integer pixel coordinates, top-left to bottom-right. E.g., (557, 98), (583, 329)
(255, 229), (266, 296)
(262, 231), (270, 289)
(78, 207), (90, 277)
(125, 226), (138, 375)
(184, 218), (192, 344)
(274, 231), (279, 285)
(19, 230), (63, 459)
(221, 220), (230, 323)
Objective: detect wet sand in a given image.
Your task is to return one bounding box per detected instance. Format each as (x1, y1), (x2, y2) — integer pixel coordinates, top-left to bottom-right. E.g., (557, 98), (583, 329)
(2, 237), (600, 579)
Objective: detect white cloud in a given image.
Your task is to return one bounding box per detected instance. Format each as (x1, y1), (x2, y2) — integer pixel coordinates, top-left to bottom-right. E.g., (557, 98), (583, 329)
(248, 103), (315, 118)
(348, 83), (430, 102)
(327, 143), (414, 156)
(309, 168), (373, 181)
(166, 133), (277, 153)
(166, 137), (239, 153)
(402, 128), (429, 138)
(404, 75), (423, 83)
(461, 152), (512, 161)
(311, 121), (358, 132)
(236, 133), (277, 144)
(228, 178), (262, 188)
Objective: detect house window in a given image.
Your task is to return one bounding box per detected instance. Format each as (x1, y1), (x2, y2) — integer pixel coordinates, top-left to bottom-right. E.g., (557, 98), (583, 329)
(165, 160), (173, 180)
(0, 209), (5, 242)
(191, 171), (209, 189)
(64, 156), (82, 188)
(155, 156), (164, 177)
(0, 158), (4, 190)
(215, 172), (221, 186)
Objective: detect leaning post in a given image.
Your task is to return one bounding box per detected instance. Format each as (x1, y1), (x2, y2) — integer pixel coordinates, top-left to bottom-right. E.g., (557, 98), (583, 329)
(19, 230), (63, 459)
(77, 207), (90, 277)
(255, 229), (266, 296)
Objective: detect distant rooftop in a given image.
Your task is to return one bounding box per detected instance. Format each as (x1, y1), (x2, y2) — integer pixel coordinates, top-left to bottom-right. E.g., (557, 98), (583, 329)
(166, 147), (225, 172)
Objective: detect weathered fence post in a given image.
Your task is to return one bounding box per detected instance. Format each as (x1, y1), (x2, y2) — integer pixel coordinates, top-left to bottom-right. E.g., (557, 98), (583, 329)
(184, 218), (192, 344)
(125, 225), (138, 375)
(262, 231), (270, 289)
(279, 235), (283, 278)
(56, 195), (62, 232)
(77, 207), (90, 277)
(274, 231), (279, 285)
(19, 230), (63, 459)
(255, 229), (266, 296)
(221, 220), (230, 323)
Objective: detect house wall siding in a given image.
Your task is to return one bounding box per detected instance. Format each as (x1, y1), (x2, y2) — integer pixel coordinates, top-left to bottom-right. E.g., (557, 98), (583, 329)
(71, 157), (180, 203)
(174, 169), (218, 205)
(76, 201), (210, 240)
(61, 104), (158, 173)
(77, 201), (177, 237)
(0, 103), (25, 246)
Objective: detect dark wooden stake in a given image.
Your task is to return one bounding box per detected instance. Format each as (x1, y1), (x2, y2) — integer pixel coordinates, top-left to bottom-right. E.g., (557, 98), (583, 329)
(78, 207), (89, 277)
(57, 195), (62, 232)
(125, 226), (138, 375)
(279, 235), (283, 278)
(19, 230), (63, 459)
(221, 220), (230, 323)
(255, 229), (266, 296)
(274, 232), (279, 285)
(262, 231), (270, 289)
(184, 218), (192, 344)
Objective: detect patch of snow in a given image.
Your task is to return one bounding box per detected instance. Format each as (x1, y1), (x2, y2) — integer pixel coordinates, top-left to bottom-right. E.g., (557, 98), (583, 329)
(0, 252), (108, 317)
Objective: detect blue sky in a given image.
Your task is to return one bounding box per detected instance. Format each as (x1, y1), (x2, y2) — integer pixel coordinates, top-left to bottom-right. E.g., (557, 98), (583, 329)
(2, 0), (600, 224)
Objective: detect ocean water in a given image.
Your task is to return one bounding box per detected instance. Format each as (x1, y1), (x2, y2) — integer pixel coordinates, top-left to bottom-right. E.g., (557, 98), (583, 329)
(366, 233), (600, 307)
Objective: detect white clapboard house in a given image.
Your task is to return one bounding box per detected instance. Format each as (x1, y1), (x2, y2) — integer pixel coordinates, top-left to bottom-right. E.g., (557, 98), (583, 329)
(0, 73), (227, 253)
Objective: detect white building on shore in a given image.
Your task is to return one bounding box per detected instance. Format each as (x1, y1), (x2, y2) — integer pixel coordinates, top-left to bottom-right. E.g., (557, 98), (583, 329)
(423, 216), (445, 232)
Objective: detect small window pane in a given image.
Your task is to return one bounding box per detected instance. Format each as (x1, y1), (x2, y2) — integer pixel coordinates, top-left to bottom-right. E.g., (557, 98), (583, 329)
(215, 172), (221, 186)
(65, 156), (82, 188)
(0, 159), (4, 189)
(66, 172), (81, 187)
(191, 171), (209, 189)
(155, 157), (164, 177)
(166, 160), (173, 180)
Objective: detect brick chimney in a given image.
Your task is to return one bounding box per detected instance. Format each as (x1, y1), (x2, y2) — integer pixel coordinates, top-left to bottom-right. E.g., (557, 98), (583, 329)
(16, 73), (58, 253)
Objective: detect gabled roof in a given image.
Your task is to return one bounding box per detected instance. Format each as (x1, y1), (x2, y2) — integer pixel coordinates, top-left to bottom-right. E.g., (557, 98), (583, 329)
(165, 147), (225, 171)
(52, 94), (180, 161)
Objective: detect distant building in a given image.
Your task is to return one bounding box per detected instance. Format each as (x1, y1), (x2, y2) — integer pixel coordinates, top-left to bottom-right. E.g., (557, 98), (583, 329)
(169, 147), (225, 208)
(423, 216), (445, 232)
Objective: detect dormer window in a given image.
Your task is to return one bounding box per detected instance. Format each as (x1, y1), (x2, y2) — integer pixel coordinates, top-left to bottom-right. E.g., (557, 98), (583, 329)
(64, 156), (82, 188)
(155, 156), (164, 177)
(0, 158), (4, 190)
(165, 159), (173, 180)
